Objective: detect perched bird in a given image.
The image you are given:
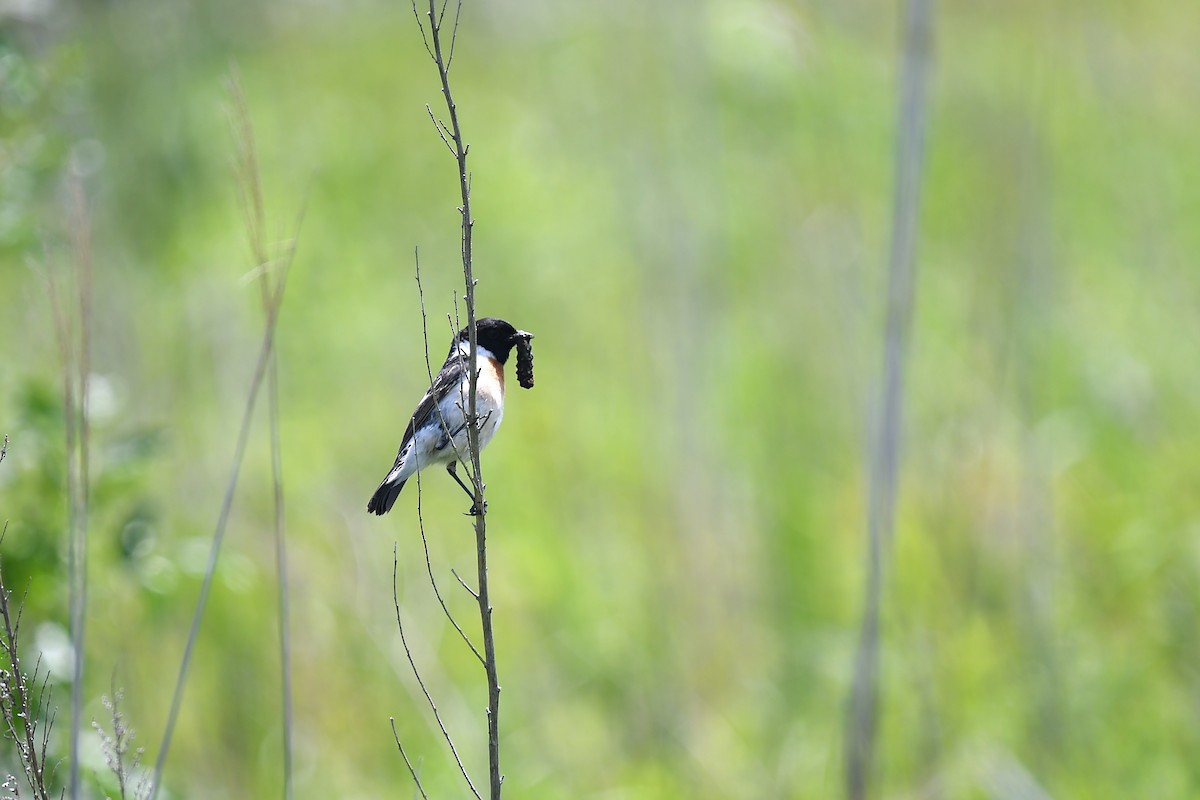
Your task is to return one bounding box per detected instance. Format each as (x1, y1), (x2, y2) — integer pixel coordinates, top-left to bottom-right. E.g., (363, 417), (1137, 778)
(367, 317), (534, 516)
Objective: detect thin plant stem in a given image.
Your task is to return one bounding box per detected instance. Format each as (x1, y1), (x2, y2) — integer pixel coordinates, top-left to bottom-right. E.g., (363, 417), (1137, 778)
(415, 1), (503, 794)
(69, 169), (93, 800)
(227, 67), (294, 800)
(417, 468), (484, 664)
(148, 207), (304, 800)
(45, 176), (92, 800)
(390, 717), (430, 800)
(414, 251), (484, 663)
(407, 1), (503, 795)
(845, 1), (934, 799)
(392, 544), (482, 800)
(46, 254), (79, 798)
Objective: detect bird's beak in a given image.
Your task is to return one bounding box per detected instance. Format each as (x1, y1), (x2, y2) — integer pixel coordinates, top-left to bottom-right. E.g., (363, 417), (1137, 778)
(517, 330), (534, 341)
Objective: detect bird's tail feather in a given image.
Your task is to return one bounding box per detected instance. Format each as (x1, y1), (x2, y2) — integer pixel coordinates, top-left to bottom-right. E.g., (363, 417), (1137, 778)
(367, 477), (406, 515)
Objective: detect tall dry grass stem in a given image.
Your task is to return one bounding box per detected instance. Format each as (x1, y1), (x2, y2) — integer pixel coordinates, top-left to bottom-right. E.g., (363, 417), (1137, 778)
(845, 1), (934, 798)
(227, 66), (294, 800)
(147, 204), (304, 800)
(45, 172), (94, 800)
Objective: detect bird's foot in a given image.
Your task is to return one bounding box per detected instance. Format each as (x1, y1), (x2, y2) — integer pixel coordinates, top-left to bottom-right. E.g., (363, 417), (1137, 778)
(465, 499), (488, 516)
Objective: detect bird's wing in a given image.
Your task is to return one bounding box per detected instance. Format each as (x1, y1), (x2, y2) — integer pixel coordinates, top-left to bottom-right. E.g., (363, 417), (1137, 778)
(391, 355), (465, 465)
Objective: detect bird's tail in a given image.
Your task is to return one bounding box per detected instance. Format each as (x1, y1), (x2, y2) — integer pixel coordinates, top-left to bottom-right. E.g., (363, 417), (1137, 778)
(367, 477), (407, 515)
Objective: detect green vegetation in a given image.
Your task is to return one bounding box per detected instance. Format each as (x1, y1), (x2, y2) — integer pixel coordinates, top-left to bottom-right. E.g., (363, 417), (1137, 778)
(1, 0), (1198, 797)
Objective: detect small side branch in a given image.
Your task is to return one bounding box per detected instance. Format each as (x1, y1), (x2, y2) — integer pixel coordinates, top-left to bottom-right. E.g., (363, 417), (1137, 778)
(416, 471), (484, 664)
(426, 105), (457, 157)
(413, 251), (484, 654)
(445, 0), (464, 71)
(390, 718), (430, 800)
(392, 547), (482, 800)
(450, 568), (479, 600)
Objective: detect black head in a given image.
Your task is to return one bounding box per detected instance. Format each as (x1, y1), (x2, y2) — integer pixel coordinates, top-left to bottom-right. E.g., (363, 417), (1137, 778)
(453, 317), (533, 365)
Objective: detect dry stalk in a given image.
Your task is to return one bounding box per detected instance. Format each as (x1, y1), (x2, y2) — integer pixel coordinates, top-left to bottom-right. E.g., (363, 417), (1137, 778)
(226, 66), (294, 800)
(844, 1), (934, 798)
(395, 1), (504, 796)
(147, 204), (304, 800)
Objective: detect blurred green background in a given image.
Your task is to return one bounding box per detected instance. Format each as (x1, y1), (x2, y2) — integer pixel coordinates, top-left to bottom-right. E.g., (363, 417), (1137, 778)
(2, 0), (1198, 797)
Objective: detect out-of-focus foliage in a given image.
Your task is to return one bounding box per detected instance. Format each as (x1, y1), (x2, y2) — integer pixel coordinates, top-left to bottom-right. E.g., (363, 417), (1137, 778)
(1, 0), (1198, 797)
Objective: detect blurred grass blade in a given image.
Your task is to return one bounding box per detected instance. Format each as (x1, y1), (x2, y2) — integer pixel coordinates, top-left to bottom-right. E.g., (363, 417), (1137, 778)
(227, 65), (295, 800)
(845, 0), (934, 798)
(148, 206), (303, 800)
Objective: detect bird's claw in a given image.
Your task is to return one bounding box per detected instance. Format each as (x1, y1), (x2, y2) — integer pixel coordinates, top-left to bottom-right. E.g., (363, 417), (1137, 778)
(465, 500), (488, 516)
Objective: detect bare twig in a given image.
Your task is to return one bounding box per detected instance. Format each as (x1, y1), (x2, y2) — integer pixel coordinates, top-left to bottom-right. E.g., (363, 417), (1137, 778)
(445, 0), (463, 71)
(442, 296), (480, 492)
(390, 718), (430, 800)
(392, 546), (482, 800)
(413, 256), (484, 664)
(409, 0), (502, 795)
(416, 472), (484, 664)
(148, 204), (305, 800)
(227, 66), (294, 800)
(410, 1), (435, 61)
(449, 568), (478, 600)
(413, 259), (472, 478)
(421, 0), (501, 758)
(425, 105), (457, 157)
(845, 1), (934, 799)
(414, 248), (435, 386)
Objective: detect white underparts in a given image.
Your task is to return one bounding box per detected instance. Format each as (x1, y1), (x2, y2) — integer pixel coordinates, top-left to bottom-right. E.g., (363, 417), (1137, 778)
(387, 350), (505, 485)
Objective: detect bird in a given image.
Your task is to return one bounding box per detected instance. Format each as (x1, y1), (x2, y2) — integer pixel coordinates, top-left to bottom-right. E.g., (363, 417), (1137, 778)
(367, 317), (533, 516)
